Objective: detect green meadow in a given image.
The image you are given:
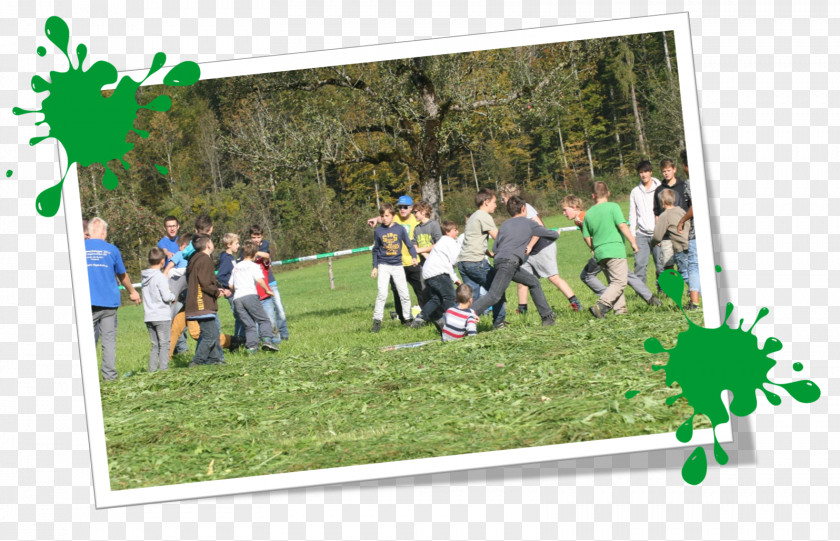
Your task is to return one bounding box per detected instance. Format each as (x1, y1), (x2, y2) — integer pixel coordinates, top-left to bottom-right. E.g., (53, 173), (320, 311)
(97, 204), (708, 490)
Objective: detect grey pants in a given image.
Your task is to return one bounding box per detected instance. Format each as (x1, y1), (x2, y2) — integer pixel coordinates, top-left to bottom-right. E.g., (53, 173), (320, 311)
(633, 233), (662, 294)
(92, 307), (118, 381)
(146, 320), (171, 372)
(581, 255), (656, 303)
(233, 295), (273, 349)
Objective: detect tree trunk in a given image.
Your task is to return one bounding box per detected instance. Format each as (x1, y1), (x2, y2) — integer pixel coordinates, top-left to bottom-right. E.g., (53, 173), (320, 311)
(439, 175), (444, 203)
(631, 82), (648, 158)
(662, 32), (673, 77)
(556, 122), (568, 169)
(609, 86), (625, 174)
(374, 168), (380, 209)
(469, 149), (479, 191)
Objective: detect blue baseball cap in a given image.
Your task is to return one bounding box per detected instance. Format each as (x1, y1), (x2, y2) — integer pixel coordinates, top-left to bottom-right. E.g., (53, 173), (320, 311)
(397, 195), (413, 206)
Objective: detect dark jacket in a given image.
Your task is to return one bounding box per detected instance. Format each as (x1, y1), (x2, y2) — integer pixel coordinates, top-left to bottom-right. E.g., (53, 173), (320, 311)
(185, 251), (220, 317)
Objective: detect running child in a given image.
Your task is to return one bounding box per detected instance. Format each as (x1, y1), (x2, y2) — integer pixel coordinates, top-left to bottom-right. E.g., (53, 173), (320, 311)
(582, 182), (640, 318)
(470, 195), (558, 327)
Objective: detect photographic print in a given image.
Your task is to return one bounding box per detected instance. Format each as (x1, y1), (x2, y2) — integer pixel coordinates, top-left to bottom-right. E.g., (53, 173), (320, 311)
(64, 13), (724, 507)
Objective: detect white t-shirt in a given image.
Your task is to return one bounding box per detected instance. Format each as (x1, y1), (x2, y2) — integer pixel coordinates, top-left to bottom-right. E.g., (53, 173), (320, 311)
(230, 259), (264, 300)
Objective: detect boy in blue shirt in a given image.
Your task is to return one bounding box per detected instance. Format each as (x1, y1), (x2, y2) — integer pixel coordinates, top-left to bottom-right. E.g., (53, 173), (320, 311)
(85, 217), (141, 381)
(370, 203), (419, 332)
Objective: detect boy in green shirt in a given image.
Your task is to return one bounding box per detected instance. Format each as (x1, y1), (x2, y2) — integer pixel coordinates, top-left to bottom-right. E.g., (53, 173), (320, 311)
(581, 181), (640, 318)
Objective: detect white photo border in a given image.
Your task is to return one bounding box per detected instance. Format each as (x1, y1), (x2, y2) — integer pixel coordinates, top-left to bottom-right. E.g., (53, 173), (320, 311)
(63, 12), (726, 508)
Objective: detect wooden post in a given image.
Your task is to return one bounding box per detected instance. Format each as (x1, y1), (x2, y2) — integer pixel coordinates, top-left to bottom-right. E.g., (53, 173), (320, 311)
(328, 257), (335, 290)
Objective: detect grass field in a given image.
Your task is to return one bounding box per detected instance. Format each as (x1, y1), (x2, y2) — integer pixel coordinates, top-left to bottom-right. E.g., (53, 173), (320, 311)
(97, 202), (709, 490)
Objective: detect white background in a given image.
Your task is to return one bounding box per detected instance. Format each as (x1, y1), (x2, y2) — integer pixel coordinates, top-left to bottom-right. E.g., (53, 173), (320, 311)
(0, 1), (837, 539)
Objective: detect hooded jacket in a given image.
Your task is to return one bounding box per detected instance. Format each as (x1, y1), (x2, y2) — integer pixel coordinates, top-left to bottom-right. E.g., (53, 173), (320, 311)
(141, 268), (176, 322)
(185, 251), (220, 318)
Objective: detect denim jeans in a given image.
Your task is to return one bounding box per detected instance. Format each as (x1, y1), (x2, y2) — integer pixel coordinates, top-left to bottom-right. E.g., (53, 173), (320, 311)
(189, 316), (225, 366)
(227, 296), (245, 338)
(686, 239), (701, 294)
(633, 233), (663, 291)
(673, 249), (690, 293)
(417, 273), (456, 323)
(471, 258), (552, 319)
(261, 283), (289, 341)
(456, 260), (506, 325)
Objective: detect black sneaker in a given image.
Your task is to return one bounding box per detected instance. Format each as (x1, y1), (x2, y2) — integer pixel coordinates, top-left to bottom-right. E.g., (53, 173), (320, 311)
(493, 320), (510, 330)
(408, 317), (427, 328)
(389, 311), (400, 321)
(260, 339), (279, 352)
(541, 312), (556, 326)
(589, 303), (607, 319)
(371, 320), (382, 333)
(686, 302), (700, 311)
(434, 318), (445, 333)
(647, 296), (663, 307)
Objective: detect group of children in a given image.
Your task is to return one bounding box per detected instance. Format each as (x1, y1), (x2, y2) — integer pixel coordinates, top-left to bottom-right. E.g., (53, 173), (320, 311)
(139, 216), (289, 372)
(369, 149), (701, 340)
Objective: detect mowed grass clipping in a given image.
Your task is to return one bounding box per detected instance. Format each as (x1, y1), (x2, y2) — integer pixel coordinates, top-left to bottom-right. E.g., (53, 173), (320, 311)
(98, 205), (709, 490)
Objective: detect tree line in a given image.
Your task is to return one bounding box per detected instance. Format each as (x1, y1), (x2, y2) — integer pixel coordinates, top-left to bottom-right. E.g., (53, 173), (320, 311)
(79, 31), (685, 277)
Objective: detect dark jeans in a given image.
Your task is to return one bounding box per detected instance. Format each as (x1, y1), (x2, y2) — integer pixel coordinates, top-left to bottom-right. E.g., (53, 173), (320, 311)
(472, 258), (552, 319)
(418, 274), (457, 323)
(189, 316), (225, 366)
(456, 260), (506, 325)
(390, 263), (424, 322)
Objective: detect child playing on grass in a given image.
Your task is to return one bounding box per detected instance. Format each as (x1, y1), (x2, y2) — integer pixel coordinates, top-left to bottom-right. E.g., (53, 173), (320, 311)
(441, 284), (480, 341)
(628, 160), (663, 299)
(411, 200), (442, 264)
(141, 247), (176, 372)
(498, 183), (582, 314)
(185, 234), (226, 366)
(470, 195), (559, 327)
(455, 189), (507, 328)
(410, 220), (462, 329)
(216, 233), (243, 341)
(167, 233), (192, 357)
(371, 203), (419, 333)
(168, 217), (239, 360)
(582, 182), (640, 319)
(650, 189), (690, 285)
(249, 225), (290, 342)
(676, 149), (701, 310)
(230, 240), (280, 353)
(561, 195), (609, 298)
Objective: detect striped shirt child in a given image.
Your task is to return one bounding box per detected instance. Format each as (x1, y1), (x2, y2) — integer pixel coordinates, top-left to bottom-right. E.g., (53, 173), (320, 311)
(441, 306), (479, 341)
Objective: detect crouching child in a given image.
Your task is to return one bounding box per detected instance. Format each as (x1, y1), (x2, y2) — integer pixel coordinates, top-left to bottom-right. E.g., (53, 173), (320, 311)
(441, 284), (480, 341)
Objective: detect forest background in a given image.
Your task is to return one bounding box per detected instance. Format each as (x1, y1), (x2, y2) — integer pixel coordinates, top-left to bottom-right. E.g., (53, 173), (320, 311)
(78, 31), (685, 277)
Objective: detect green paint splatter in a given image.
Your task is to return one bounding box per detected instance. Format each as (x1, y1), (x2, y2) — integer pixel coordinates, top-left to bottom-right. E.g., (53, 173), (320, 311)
(154, 164), (169, 175)
(5, 170), (12, 178)
(37, 46), (47, 57)
(13, 16), (200, 217)
(624, 390), (640, 399)
(715, 265), (722, 272)
(793, 362), (803, 372)
(640, 268), (821, 485)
